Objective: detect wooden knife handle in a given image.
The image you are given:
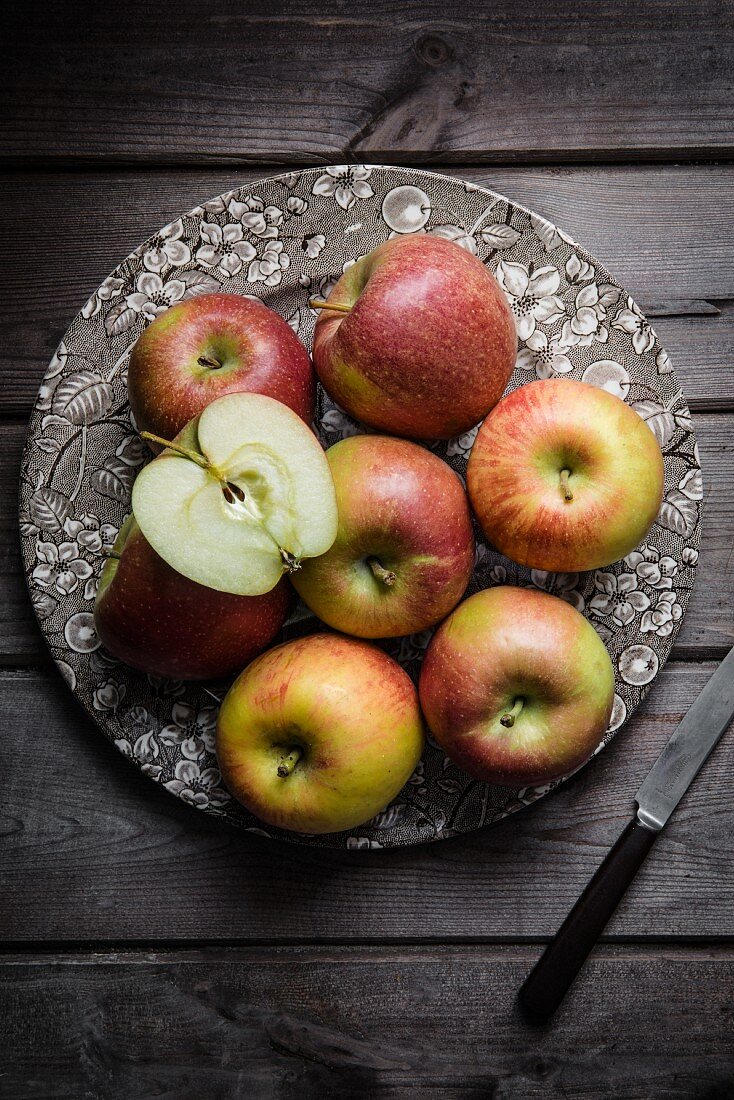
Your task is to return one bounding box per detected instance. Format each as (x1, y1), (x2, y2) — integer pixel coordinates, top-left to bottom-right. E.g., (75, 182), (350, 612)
(518, 816), (658, 1021)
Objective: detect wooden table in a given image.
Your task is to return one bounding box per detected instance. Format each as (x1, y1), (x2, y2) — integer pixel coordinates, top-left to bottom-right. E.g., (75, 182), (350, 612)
(3, 4), (734, 1097)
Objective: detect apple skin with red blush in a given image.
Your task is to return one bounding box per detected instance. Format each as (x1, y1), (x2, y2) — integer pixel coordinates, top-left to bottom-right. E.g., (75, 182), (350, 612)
(216, 633), (425, 834)
(94, 517), (292, 681)
(467, 378), (664, 573)
(312, 234), (517, 440)
(419, 585), (615, 788)
(291, 434), (475, 638)
(128, 293), (315, 451)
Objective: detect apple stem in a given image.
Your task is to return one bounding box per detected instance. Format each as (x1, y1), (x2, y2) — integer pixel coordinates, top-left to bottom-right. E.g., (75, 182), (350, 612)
(500, 698), (524, 728)
(559, 468), (574, 502)
(140, 431), (214, 473)
(308, 297), (353, 315)
(103, 549), (122, 560)
(368, 557), (396, 586)
(277, 748), (302, 777)
(197, 355), (222, 369)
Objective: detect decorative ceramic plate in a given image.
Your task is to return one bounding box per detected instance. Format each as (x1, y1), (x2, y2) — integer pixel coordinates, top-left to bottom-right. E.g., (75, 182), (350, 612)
(19, 166), (702, 848)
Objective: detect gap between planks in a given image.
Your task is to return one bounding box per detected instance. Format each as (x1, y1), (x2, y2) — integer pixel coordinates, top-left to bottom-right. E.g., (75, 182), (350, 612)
(2, 937), (734, 957)
(3, 154), (734, 172)
(2, 942), (734, 964)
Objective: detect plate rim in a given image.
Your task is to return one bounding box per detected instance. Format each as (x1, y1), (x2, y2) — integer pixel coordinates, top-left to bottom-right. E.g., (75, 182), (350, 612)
(18, 163), (702, 849)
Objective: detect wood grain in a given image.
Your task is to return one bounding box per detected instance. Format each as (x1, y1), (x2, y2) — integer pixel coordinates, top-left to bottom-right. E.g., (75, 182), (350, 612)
(4, 412), (731, 663)
(4, 2), (734, 164)
(2, 946), (734, 1098)
(4, 7), (733, 1088)
(2, 167), (733, 420)
(2, 662), (732, 943)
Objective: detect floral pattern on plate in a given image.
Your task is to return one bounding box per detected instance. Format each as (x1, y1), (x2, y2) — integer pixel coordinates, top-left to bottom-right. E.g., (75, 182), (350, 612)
(19, 166), (701, 848)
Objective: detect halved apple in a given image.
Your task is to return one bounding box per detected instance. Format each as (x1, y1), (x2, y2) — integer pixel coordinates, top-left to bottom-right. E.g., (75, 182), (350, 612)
(131, 392), (338, 595)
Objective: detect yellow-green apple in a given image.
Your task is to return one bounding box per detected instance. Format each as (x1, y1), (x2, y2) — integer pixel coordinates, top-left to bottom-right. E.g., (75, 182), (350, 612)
(311, 234), (516, 440)
(419, 585), (615, 787)
(94, 517), (291, 680)
(467, 378), (664, 572)
(291, 434), (475, 638)
(132, 392), (338, 595)
(216, 633), (425, 833)
(128, 293), (314, 451)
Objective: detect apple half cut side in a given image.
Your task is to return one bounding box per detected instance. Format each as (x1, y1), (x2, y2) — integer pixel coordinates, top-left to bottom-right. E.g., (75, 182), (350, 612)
(131, 392), (338, 595)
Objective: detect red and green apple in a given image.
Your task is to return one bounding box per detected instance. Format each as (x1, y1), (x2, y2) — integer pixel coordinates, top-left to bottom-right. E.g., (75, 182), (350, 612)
(128, 293), (315, 450)
(94, 517), (291, 680)
(291, 434), (475, 638)
(419, 585), (615, 787)
(467, 378), (664, 572)
(311, 234), (516, 440)
(216, 633), (425, 833)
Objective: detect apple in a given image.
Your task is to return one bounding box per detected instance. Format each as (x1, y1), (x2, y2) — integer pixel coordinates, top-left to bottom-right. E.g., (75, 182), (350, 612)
(467, 378), (664, 572)
(216, 633), (425, 833)
(94, 517), (291, 680)
(131, 392), (338, 595)
(128, 293), (315, 451)
(311, 234), (516, 440)
(419, 585), (615, 787)
(291, 434), (475, 637)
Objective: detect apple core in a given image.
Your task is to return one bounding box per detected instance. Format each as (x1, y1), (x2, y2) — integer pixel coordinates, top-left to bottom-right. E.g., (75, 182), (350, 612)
(132, 392), (338, 596)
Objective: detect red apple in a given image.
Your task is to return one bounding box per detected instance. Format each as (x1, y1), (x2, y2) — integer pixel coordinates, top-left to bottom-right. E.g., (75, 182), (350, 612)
(311, 234), (516, 440)
(128, 293), (314, 450)
(216, 633), (425, 833)
(94, 517), (291, 680)
(419, 586), (615, 787)
(291, 434), (475, 638)
(467, 378), (664, 572)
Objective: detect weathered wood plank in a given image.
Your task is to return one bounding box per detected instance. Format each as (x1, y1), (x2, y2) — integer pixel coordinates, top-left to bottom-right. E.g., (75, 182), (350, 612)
(1, 662), (732, 942)
(2, 946), (734, 1098)
(4, 2), (734, 164)
(0, 425), (37, 662)
(3, 412), (730, 663)
(1, 166), (732, 420)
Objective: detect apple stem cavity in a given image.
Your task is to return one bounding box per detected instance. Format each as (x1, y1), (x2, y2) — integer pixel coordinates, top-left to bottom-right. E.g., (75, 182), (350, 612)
(500, 698), (524, 728)
(197, 355), (222, 369)
(277, 747), (302, 777)
(368, 557), (396, 586)
(309, 297), (353, 315)
(560, 468), (574, 502)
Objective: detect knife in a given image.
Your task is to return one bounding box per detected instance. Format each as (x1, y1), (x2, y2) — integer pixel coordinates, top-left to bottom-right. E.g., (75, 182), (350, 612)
(519, 645), (734, 1021)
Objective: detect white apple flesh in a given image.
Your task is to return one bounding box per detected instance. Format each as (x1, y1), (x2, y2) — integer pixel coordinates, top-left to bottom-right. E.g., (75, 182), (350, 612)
(131, 392), (338, 595)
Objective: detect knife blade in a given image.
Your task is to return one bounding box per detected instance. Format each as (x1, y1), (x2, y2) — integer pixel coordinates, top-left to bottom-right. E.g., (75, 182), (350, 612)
(519, 646), (734, 1021)
(636, 644), (734, 830)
